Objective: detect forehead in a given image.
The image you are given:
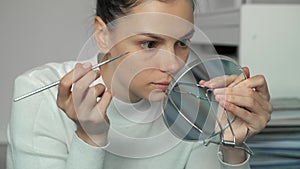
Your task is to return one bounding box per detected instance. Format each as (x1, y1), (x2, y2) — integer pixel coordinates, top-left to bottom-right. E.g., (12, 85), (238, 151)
(106, 0), (194, 41)
(130, 0), (194, 21)
(108, 12), (194, 44)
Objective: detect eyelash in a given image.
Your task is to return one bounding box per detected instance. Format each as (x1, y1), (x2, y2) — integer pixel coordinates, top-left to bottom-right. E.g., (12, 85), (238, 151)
(140, 39), (191, 49)
(141, 41), (158, 49)
(177, 39), (191, 48)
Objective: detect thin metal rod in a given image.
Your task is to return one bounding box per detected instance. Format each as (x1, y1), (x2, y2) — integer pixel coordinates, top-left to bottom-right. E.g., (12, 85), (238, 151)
(13, 52), (129, 102)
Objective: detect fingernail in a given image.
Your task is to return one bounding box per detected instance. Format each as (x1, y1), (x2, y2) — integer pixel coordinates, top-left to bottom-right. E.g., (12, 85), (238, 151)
(209, 83), (216, 88)
(215, 95), (225, 101)
(219, 100), (226, 107)
(75, 63), (81, 67)
(215, 95), (220, 101)
(83, 62), (91, 69)
(213, 88), (222, 95)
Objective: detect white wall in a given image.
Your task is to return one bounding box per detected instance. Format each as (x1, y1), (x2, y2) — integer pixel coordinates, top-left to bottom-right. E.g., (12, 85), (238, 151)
(0, 0), (96, 143)
(239, 5), (300, 99)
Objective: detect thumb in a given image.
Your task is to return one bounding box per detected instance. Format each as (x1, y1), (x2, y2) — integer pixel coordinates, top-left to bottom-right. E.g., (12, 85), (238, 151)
(242, 67), (250, 78)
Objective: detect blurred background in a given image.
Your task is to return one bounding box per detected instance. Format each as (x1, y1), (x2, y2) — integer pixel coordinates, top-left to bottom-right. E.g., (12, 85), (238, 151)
(1, 0), (300, 168)
(0, 0), (96, 167)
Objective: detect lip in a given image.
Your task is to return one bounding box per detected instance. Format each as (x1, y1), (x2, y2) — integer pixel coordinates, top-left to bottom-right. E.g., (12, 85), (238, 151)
(151, 81), (170, 91)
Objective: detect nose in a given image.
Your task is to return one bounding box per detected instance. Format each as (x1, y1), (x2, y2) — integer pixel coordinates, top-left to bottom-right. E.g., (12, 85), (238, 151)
(158, 46), (183, 74)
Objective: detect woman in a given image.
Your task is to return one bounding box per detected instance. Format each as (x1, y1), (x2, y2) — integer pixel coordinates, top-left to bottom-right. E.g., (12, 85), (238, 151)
(7, 0), (272, 168)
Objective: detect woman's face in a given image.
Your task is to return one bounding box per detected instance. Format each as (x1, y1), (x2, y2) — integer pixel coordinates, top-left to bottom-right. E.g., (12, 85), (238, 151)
(99, 0), (194, 102)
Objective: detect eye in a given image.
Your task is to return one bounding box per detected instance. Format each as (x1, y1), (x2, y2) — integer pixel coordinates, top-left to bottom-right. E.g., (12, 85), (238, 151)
(141, 41), (157, 49)
(176, 39), (191, 48)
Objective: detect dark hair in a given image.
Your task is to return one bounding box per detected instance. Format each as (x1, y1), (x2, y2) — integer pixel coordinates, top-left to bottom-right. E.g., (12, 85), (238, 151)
(96, 0), (195, 24)
(96, 0), (139, 24)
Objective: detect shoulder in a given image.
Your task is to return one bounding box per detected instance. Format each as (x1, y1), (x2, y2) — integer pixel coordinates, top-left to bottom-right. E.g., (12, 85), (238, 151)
(14, 54), (98, 90)
(12, 60), (81, 103)
(9, 61), (78, 149)
(15, 61), (77, 87)
(11, 60), (79, 120)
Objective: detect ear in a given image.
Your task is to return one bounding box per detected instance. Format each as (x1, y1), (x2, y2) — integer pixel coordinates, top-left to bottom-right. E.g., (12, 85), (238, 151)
(94, 16), (110, 53)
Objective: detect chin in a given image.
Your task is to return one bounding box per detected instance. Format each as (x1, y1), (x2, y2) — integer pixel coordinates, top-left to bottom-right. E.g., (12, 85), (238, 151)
(147, 90), (167, 102)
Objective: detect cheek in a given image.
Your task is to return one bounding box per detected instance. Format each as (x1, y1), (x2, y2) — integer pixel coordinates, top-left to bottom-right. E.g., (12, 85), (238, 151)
(129, 70), (156, 91)
(129, 70), (152, 88)
(175, 48), (190, 62)
(129, 72), (165, 102)
(111, 63), (151, 94)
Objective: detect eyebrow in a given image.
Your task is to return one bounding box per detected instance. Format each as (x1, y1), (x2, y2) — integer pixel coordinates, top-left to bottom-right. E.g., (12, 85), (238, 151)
(180, 29), (195, 40)
(138, 33), (164, 41)
(137, 29), (195, 41)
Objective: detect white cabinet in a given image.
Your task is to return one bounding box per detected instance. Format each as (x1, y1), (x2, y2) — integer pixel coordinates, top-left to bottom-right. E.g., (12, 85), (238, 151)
(192, 0), (300, 46)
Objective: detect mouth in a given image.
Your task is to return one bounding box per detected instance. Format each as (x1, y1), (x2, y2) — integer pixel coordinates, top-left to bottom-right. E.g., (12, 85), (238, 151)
(151, 81), (170, 92)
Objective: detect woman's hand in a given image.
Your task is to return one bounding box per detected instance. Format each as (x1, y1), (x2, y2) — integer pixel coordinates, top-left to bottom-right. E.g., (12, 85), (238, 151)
(56, 62), (112, 147)
(200, 67), (272, 164)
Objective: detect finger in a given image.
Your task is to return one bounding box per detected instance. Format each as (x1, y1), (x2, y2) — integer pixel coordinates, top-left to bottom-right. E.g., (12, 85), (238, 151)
(58, 62), (92, 101)
(200, 75), (238, 89)
(218, 100), (269, 134)
(81, 84), (106, 109)
(80, 90), (111, 130)
(73, 70), (101, 104)
(214, 87), (272, 111)
(215, 92), (267, 114)
(96, 91), (112, 122)
(228, 73), (247, 88)
(235, 75), (270, 100)
(94, 84), (107, 98)
(214, 87), (272, 127)
(242, 67), (250, 78)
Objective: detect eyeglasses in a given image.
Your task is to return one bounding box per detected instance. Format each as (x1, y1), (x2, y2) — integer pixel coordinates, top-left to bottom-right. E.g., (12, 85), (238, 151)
(163, 57), (253, 155)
